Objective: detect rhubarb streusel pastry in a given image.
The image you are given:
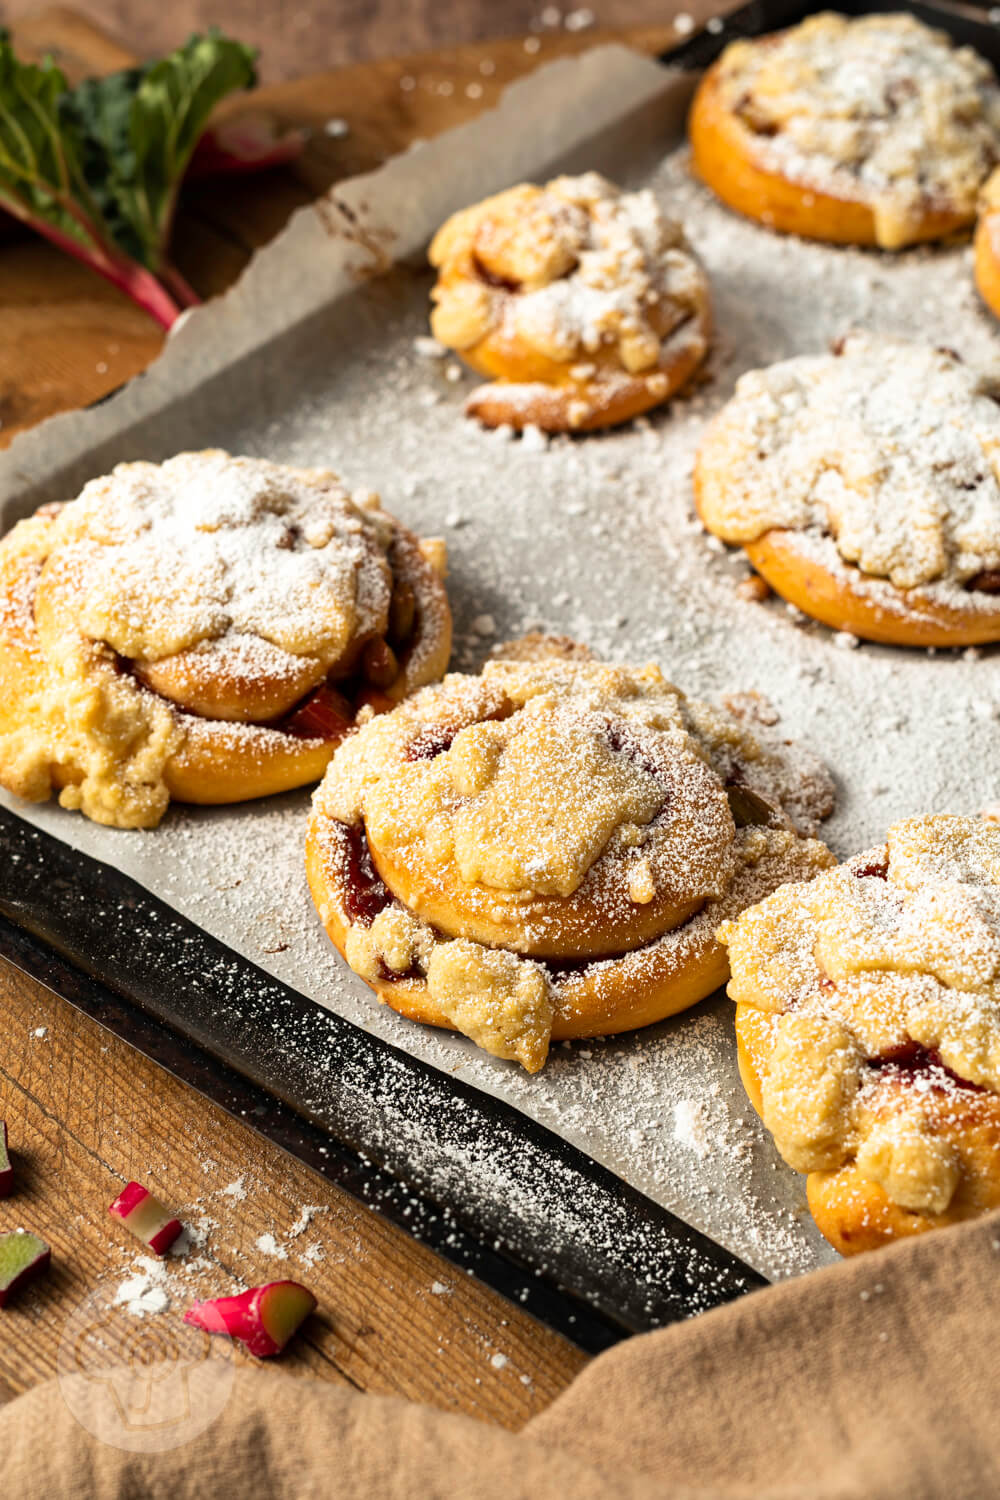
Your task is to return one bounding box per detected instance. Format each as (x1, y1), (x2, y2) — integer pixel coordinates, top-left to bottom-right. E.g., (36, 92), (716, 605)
(427, 172), (711, 432)
(695, 335), (1000, 646)
(721, 816), (1000, 1256)
(0, 451), (451, 828)
(689, 13), (1000, 250)
(305, 645), (834, 1072)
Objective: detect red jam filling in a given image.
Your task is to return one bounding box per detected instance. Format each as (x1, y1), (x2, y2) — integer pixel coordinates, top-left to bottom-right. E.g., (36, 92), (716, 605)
(854, 860), (889, 880)
(330, 821), (392, 927)
(405, 724), (461, 761)
(870, 1041), (983, 1093)
(282, 684), (355, 742)
(472, 253), (521, 293)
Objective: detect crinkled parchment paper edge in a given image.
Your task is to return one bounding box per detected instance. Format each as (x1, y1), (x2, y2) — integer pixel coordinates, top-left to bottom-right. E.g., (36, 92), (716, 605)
(0, 45), (679, 511)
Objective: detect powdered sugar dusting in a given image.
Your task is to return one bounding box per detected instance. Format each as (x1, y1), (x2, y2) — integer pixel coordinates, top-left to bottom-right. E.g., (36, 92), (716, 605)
(711, 13), (1000, 249)
(113, 1256), (172, 1317)
(6, 91), (1000, 1283)
(673, 1097), (710, 1158)
(696, 334), (1000, 596)
(66, 450), (395, 667)
(254, 1232), (288, 1260)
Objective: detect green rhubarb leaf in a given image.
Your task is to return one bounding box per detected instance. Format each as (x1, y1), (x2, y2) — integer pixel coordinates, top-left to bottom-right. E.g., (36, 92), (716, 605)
(110, 33), (256, 269)
(4, 31), (255, 271)
(0, 40), (107, 250)
(0, 29), (256, 324)
(61, 65), (149, 263)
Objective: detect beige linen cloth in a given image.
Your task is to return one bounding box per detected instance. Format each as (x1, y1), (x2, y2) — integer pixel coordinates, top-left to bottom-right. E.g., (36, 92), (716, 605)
(5, 1209), (998, 1498)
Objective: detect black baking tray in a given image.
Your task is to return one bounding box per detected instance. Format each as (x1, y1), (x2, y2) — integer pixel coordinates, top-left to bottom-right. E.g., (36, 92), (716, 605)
(0, 807), (764, 1351)
(4, 0), (999, 1351)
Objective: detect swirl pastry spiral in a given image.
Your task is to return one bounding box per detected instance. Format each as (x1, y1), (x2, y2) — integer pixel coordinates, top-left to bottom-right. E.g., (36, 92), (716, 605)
(690, 13), (1000, 250)
(721, 815), (1000, 1255)
(0, 451), (451, 828)
(428, 172), (711, 433)
(306, 646), (834, 1071)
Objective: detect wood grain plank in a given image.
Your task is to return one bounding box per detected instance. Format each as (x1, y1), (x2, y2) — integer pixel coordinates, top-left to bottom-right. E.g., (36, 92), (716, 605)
(0, 961), (587, 1413)
(0, 0), (723, 83)
(9, 4), (137, 75)
(0, 243), (163, 445)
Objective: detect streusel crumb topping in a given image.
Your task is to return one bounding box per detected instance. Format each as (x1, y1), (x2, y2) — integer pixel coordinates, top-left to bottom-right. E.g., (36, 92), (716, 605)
(720, 814), (1000, 1214)
(0, 451), (405, 827)
(697, 335), (1000, 593)
(714, 12), (1000, 248)
(54, 450), (396, 670)
(429, 172), (709, 375)
(313, 654), (835, 1069)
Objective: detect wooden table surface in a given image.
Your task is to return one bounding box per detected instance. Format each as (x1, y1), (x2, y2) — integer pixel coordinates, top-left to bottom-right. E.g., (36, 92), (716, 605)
(0, 0), (722, 84)
(0, 4), (716, 1417)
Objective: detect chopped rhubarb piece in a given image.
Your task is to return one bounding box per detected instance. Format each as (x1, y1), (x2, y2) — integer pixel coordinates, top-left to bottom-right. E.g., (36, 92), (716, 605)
(108, 1182), (183, 1256)
(0, 1231), (50, 1307)
(187, 114), (308, 177)
(283, 685), (354, 742)
(0, 1122), (12, 1198)
(185, 1280), (317, 1357)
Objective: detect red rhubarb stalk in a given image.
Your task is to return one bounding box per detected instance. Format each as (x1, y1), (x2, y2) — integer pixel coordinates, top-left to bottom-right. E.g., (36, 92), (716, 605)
(185, 1281), (317, 1357)
(108, 1181), (183, 1255)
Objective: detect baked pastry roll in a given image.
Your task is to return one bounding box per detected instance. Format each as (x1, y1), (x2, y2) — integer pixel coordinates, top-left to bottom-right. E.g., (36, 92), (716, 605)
(721, 815), (1000, 1255)
(974, 167), (1000, 319)
(689, 13), (1000, 250)
(0, 451), (451, 828)
(695, 335), (1000, 646)
(306, 646), (834, 1072)
(428, 172), (711, 432)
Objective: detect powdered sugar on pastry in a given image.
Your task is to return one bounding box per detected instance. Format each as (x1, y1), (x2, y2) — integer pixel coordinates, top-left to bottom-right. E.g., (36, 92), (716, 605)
(432, 173), (705, 370)
(696, 335), (1000, 593)
(0, 509), (185, 827)
(308, 652), (835, 1070)
(713, 13), (1000, 249)
(56, 450), (395, 675)
(0, 452), (451, 827)
(721, 815), (1000, 1221)
(429, 173), (711, 430)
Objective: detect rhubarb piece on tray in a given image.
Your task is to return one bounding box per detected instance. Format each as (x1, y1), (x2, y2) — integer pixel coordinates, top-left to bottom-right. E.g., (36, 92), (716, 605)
(185, 1281), (317, 1357)
(0, 1231), (50, 1307)
(108, 1182), (183, 1256)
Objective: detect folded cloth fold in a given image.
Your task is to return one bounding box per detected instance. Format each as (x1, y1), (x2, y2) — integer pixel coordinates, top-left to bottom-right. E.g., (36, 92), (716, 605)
(4, 1209), (999, 1499)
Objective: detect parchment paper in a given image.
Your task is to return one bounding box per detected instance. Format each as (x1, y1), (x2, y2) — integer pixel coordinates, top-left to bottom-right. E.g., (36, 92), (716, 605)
(3, 45), (999, 1282)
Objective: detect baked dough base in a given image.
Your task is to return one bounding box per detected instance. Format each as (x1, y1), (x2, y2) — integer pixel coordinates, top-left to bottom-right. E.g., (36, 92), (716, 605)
(975, 212), (1000, 321)
(736, 1006), (1000, 1255)
(689, 59), (974, 249)
(462, 321), (711, 433)
(306, 818), (832, 1046)
(742, 530), (1000, 647)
